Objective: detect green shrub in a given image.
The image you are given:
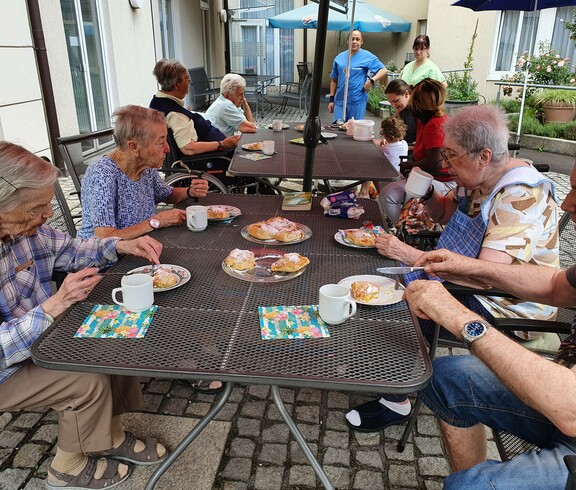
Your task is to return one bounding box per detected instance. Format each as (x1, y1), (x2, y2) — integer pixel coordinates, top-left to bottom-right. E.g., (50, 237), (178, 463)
(499, 98), (521, 114)
(367, 84), (387, 110)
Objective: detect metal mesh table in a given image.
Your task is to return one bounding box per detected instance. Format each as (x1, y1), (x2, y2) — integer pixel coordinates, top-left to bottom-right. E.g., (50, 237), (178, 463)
(32, 195), (431, 489)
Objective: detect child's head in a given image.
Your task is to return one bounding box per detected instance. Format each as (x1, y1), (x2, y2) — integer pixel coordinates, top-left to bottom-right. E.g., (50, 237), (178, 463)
(380, 116), (407, 143)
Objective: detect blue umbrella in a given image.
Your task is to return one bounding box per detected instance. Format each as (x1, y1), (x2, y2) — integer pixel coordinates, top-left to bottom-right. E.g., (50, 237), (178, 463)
(268, 0), (411, 32)
(453, 0), (576, 143)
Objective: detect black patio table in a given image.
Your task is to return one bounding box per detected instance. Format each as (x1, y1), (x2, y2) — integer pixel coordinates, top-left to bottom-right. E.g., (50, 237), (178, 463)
(228, 128), (401, 190)
(32, 195), (431, 490)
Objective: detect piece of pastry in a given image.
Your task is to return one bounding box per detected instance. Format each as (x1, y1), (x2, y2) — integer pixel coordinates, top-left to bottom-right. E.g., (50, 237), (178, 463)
(265, 216), (295, 231)
(345, 229), (376, 247)
(351, 281), (380, 302)
(247, 221), (278, 240)
(153, 268), (178, 288)
(208, 206), (230, 219)
(225, 249), (256, 271)
(275, 227), (305, 242)
(270, 253), (310, 273)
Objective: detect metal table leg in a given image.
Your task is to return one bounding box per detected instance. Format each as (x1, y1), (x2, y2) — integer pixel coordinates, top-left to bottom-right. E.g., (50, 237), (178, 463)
(270, 385), (335, 490)
(145, 382), (234, 490)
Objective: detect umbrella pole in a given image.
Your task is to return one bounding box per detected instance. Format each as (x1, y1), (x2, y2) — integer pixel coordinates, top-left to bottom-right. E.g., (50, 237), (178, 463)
(342, 0), (357, 122)
(302, 0), (331, 193)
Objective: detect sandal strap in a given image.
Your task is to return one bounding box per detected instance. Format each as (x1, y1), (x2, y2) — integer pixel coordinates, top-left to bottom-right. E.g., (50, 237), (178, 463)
(103, 431), (161, 463)
(47, 457), (125, 489)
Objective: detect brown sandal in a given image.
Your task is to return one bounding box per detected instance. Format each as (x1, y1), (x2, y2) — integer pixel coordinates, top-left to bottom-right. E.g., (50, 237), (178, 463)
(97, 431), (167, 466)
(46, 457), (131, 489)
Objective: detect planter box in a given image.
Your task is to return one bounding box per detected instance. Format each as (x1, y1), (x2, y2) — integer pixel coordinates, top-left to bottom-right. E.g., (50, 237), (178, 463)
(445, 99), (478, 114)
(513, 133), (576, 157)
(542, 105), (576, 124)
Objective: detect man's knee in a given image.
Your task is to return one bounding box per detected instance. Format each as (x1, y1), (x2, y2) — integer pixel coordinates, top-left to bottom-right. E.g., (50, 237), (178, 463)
(65, 372), (111, 402)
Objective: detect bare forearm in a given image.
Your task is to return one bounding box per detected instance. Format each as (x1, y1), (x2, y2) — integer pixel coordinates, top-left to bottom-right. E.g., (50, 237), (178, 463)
(181, 140), (219, 155)
(372, 68), (387, 83)
(94, 223), (151, 240)
(242, 101), (254, 123)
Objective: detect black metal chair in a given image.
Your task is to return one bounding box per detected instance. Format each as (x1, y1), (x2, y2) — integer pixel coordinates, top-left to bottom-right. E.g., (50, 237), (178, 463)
(188, 67), (220, 110)
(242, 75), (264, 117)
(279, 73), (313, 115)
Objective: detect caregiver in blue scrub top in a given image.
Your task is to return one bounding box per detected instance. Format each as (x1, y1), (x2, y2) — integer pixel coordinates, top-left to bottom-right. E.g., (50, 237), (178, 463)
(328, 30), (387, 123)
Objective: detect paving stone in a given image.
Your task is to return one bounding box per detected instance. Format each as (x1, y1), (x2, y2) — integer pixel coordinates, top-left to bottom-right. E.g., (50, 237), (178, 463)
(23, 477), (45, 490)
(296, 423), (319, 442)
(354, 431), (381, 446)
(424, 480), (445, 490)
(352, 469), (385, 489)
(278, 387), (296, 404)
(386, 423), (409, 440)
(295, 405), (320, 424)
(0, 448), (13, 466)
(169, 382), (194, 398)
(414, 436), (444, 456)
(417, 416), (442, 437)
(323, 447), (350, 466)
(0, 430), (26, 448)
(237, 417), (261, 437)
(220, 458), (253, 481)
(257, 443), (287, 464)
(324, 411), (348, 431)
(418, 456), (451, 477)
(240, 400), (266, 419)
(289, 464), (317, 487)
(142, 393), (163, 412)
(327, 391), (349, 409)
(254, 466), (284, 489)
(324, 465), (350, 489)
(43, 412), (58, 422)
(214, 402), (240, 421)
(385, 441), (414, 461)
(147, 379), (172, 394)
(0, 468), (29, 490)
(229, 386), (247, 403)
(388, 464), (418, 488)
(13, 443), (45, 468)
(355, 449), (384, 470)
(290, 441), (318, 464)
(296, 388), (322, 404)
(322, 430), (349, 449)
(261, 423), (289, 443)
(266, 403), (293, 421)
(160, 397), (188, 415)
(32, 424), (57, 444)
(186, 402), (211, 417)
(229, 437), (256, 458)
(222, 482), (249, 490)
(37, 457), (51, 476)
(11, 413), (42, 429)
(0, 413), (12, 431)
(248, 385), (270, 399)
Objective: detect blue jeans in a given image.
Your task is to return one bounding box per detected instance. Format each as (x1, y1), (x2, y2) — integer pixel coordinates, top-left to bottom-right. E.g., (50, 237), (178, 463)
(420, 355), (576, 490)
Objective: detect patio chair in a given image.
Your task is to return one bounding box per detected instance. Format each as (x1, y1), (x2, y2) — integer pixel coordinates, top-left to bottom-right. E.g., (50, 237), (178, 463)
(41, 156), (78, 238)
(279, 73), (313, 115)
(188, 67), (220, 110)
(242, 75), (264, 117)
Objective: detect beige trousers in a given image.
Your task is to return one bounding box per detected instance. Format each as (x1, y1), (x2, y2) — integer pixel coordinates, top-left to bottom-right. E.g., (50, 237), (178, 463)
(0, 362), (143, 453)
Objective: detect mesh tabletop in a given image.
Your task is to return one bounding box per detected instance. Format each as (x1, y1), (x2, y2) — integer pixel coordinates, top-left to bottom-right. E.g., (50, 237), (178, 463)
(33, 196), (431, 394)
(228, 128), (401, 182)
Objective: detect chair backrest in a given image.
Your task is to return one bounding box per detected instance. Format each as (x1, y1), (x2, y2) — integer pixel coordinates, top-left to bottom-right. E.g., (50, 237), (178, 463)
(39, 157), (77, 237)
(188, 67), (210, 92)
(297, 62), (310, 85)
(57, 128), (114, 194)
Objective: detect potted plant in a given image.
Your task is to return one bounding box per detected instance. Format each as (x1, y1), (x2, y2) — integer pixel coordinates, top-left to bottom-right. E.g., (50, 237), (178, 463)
(532, 88), (576, 123)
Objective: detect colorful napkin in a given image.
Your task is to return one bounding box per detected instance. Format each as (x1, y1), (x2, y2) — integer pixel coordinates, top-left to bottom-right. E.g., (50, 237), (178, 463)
(74, 304), (158, 338)
(238, 153), (272, 161)
(259, 305), (330, 340)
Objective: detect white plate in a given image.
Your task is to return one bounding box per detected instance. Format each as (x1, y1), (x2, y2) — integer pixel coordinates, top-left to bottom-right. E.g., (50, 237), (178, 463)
(353, 135), (374, 142)
(294, 124), (305, 132)
(242, 142), (263, 151)
(334, 231), (375, 249)
(267, 123), (290, 130)
(126, 264), (191, 292)
(206, 205), (242, 222)
(338, 275), (404, 306)
(222, 249), (308, 283)
(321, 132), (337, 139)
(242, 222), (312, 245)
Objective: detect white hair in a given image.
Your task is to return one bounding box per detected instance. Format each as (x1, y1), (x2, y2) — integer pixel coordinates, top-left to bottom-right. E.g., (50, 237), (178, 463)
(220, 74), (246, 97)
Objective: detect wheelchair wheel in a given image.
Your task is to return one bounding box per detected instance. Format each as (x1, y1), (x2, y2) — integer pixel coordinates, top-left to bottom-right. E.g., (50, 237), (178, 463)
(164, 172), (228, 194)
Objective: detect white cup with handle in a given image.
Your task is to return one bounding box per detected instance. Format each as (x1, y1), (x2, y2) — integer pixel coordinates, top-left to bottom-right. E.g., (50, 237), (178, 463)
(262, 140), (275, 155)
(405, 167), (434, 202)
(272, 119), (283, 132)
(318, 284), (357, 325)
(186, 205), (208, 231)
(112, 274), (154, 312)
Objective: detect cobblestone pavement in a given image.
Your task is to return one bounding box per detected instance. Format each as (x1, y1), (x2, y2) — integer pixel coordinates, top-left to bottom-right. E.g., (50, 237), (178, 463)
(0, 100), (572, 489)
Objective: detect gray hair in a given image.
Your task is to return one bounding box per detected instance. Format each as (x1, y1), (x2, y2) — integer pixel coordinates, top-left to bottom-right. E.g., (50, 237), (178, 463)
(220, 73), (246, 96)
(112, 105), (166, 149)
(153, 59), (188, 91)
(443, 105), (510, 165)
(0, 142), (59, 212)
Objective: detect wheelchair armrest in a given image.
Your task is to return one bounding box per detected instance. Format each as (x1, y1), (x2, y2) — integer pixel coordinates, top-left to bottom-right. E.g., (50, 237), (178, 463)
(533, 163), (550, 172)
(493, 318), (572, 334)
(443, 281), (518, 299)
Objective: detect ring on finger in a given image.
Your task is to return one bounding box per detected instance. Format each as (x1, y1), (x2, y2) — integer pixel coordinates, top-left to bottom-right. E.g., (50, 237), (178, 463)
(84, 287), (89, 294)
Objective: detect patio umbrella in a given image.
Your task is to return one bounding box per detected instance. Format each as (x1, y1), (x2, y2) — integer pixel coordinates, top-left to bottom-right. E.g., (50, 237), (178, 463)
(452, 0), (576, 144)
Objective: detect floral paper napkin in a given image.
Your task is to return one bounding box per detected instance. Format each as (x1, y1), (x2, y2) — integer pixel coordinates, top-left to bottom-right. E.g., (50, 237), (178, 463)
(74, 304), (158, 338)
(238, 153), (272, 161)
(259, 305), (330, 340)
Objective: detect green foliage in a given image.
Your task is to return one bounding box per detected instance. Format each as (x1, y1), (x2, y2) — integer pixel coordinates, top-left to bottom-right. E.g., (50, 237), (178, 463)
(386, 59), (399, 73)
(498, 98), (521, 114)
(532, 89), (576, 109)
(562, 9), (576, 42)
(507, 113), (576, 141)
(446, 20), (481, 102)
(367, 83), (387, 110)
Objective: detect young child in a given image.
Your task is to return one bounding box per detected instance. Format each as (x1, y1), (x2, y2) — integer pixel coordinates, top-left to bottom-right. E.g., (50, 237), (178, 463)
(358, 116), (408, 198)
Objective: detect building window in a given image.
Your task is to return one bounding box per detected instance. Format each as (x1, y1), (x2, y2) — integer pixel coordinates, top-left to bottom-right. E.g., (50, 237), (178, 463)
(159, 0), (175, 60)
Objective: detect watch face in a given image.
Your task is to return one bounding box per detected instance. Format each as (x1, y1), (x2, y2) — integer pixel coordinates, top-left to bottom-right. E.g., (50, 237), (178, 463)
(465, 321), (486, 338)
(150, 218), (160, 229)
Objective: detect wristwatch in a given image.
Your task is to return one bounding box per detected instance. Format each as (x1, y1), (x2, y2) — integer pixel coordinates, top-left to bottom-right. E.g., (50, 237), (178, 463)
(149, 218), (160, 230)
(369, 77), (375, 86)
(461, 319), (490, 347)
(217, 141), (224, 152)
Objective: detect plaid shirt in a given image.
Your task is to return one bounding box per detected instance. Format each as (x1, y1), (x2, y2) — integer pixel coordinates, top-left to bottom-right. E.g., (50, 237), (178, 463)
(0, 225), (119, 383)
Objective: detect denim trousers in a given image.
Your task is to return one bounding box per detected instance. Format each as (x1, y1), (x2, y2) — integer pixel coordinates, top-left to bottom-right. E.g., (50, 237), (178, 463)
(420, 355), (576, 490)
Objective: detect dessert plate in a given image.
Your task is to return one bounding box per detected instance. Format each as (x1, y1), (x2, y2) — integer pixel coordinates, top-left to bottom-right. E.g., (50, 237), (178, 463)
(126, 264), (190, 292)
(206, 205), (242, 222)
(222, 249), (308, 283)
(334, 227), (385, 249)
(242, 222), (312, 245)
(338, 274), (404, 306)
(242, 142), (263, 151)
(267, 123), (289, 130)
(321, 132), (337, 139)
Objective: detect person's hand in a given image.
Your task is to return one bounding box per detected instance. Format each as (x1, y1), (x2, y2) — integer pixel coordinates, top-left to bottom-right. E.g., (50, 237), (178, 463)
(188, 178), (209, 198)
(223, 135), (240, 149)
(375, 234), (412, 261)
(363, 80), (372, 92)
(414, 249), (472, 280)
(116, 235), (163, 264)
(152, 209), (186, 228)
(328, 102), (335, 113)
(399, 159), (416, 175)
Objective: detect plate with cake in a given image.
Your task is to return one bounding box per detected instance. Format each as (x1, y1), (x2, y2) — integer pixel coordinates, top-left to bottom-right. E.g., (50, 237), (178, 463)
(334, 227), (384, 248)
(222, 248), (309, 283)
(338, 274), (404, 305)
(242, 142), (263, 151)
(206, 205), (242, 222)
(126, 264), (191, 292)
(241, 216), (312, 245)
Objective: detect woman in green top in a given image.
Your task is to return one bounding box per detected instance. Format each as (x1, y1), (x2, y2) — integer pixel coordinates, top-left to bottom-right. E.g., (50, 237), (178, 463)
(400, 35), (447, 88)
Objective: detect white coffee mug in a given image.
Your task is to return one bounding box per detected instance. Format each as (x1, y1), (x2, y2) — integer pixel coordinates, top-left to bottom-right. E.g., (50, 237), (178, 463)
(405, 167), (434, 199)
(112, 274), (154, 312)
(318, 284), (357, 325)
(186, 205), (208, 231)
(262, 140), (275, 155)
(272, 119), (283, 132)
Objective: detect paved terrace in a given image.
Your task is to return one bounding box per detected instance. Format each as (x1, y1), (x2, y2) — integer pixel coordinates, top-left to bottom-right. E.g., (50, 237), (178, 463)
(0, 99), (573, 490)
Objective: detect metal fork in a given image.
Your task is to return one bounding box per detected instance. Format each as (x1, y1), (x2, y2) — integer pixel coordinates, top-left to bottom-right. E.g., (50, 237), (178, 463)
(150, 263), (156, 278)
(362, 220), (379, 237)
(393, 276), (402, 290)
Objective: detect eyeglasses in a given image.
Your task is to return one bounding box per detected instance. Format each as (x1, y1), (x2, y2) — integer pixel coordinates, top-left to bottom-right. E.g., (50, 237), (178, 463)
(0, 176), (16, 190)
(439, 148), (481, 165)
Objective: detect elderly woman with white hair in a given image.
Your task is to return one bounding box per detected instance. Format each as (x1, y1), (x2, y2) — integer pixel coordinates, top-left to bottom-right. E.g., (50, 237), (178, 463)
(204, 73), (257, 137)
(0, 141), (168, 488)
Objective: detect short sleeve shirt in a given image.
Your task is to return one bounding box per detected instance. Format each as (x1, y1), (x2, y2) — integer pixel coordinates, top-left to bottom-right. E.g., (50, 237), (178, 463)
(204, 95), (246, 137)
(400, 59), (446, 87)
(78, 156), (174, 238)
